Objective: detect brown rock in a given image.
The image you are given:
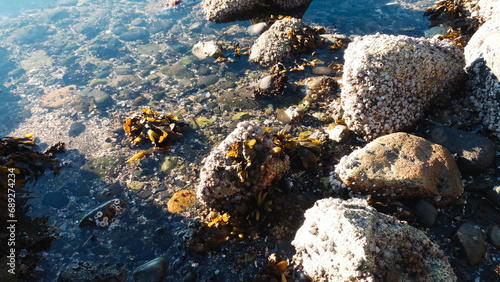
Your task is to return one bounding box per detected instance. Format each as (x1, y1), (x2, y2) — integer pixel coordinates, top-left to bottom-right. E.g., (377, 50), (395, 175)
(335, 132), (463, 206)
(455, 222), (487, 266)
(39, 85), (77, 108)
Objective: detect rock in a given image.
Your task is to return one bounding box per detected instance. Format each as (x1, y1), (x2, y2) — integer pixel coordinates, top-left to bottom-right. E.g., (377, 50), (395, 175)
(202, 0), (312, 23)
(247, 22), (267, 36)
(57, 261), (126, 282)
(340, 34), (465, 141)
(454, 222), (487, 266)
(258, 75), (273, 90)
(196, 121), (290, 211)
(192, 41), (223, 59)
(119, 28), (150, 42)
(249, 17), (312, 66)
(488, 224), (500, 251)
(131, 17), (146, 27)
(464, 19), (500, 139)
(42, 191), (69, 209)
(183, 271), (197, 282)
(486, 185), (500, 210)
(231, 112), (250, 121)
(95, 183), (123, 202)
(424, 24), (447, 38)
(413, 199), (437, 228)
(284, 106), (304, 122)
(39, 85), (77, 109)
(128, 181), (145, 193)
(426, 126), (496, 174)
(292, 197), (456, 281)
(304, 76), (339, 101)
(86, 89), (113, 108)
(68, 122), (86, 137)
(132, 257), (167, 282)
(199, 74), (219, 87)
(476, 0), (500, 22)
(21, 50), (53, 71)
(326, 124), (350, 144)
(311, 66), (335, 76)
(8, 25), (50, 44)
(334, 132), (463, 206)
(78, 198), (126, 228)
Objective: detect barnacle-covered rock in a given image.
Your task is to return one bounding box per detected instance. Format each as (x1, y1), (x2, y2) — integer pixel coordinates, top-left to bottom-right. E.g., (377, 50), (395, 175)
(292, 197), (457, 281)
(249, 17), (318, 67)
(196, 121), (290, 211)
(464, 18), (500, 139)
(334, 132), (463, 206)
(79, 198), (125, 228)
(339, 34), (465, 141)
(201, 0), (312, 23)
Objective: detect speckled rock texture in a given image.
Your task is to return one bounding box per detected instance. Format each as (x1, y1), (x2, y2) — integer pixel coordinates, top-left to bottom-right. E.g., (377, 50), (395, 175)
(454, 222), (487, 266)
(476, 0), (500, 22)
(292, 198), (457, 282)
(340, 34), (465, 141)
(465, 18), (500, 139)
(426, 125), (496, 174)
(334, 132), (463, 206)
(249, 17), (305, 66)
(197, 121), (290, 211)
(202, 0), (312, 23)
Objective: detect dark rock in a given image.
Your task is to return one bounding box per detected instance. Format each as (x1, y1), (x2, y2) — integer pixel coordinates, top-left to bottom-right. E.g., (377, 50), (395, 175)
(42, 191), (69, 208)
(464, 181), (493, 192)
(183, 271), (197, 282)
(57, 261), (126, 282)
(79, 199), (125, 228)
(119, 28), (150, 42)
(488, 224), (500, 251)
(454, 222), (487, 266)
(68, 122), (86, 137)
(427, 126), (496, 174)
(335, 132), (463, 206)
(413, 199), (437, 228)
(133, 257), (167, 282)
(486, 185), (500, 210)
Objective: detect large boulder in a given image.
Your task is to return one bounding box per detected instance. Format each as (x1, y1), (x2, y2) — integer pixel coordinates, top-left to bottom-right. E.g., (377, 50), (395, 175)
(465, 18), (500, 139)
(202, 0), (312, 23)
(292, 197), (457, 281)
(339, 34), (464, 140)
(196, 121), (290, 211)
(334, 132), (463, 206)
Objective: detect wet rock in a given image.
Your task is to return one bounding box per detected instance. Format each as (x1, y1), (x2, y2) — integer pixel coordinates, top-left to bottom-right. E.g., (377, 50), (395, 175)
(192, 41), (223, 59)
(39, 85), (77, 109)
(119, 28), (150, 42)
(465, 19), (500, 139)
(311, 66), (335, 76)
(258, 75), (273, 90)
(427, 126), (496, 174)
(131, 17), (146, 27)
(108, 75), (142, 88)
(334, 132), (463, 206)
(57, 261), (126, 282)
(326, 124), (350, 144)
(488, 224), (500, 251)
(413, 199), (437, 228)
(454, 222), (487, 266)
(202, 0), (312, 23)
(128, 181), (145, 193)
(81, 156), (125, 178)
(199, 74), (219, 87)
(340, 34), (465, 141)
(284, 106), (304, 122)
(84, 89), (113, 108)
(161, 63), (194, 79)
(8, 25), (50, 44)
(292, 198), (456, 281)
(304, 76), (339, 101)
(132, 257), (167, 282)
(95, 183), (123, 202)
(464, 181), (492, 192)
(183, 271), (197, 282)
(138, 43), (161, 56)
(231, 112), (250, 121)
(79, 199), (125, 228)
(197, 121), (290, 211)
(21, 50), (53, 71)
(160, 156), (179, 172)
(68, 122), (86, 137)
(249, 17), (312, 66)
(486, 185), (500, 210)
(424, 24), (447, 38)
(42, 191), (69, 209)
(247, 22), (267, 36)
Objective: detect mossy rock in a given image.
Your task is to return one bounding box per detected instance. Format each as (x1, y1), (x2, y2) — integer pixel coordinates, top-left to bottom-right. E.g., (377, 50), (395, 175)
(128, 181), (145, 193)
(160, 156), (179, 172)
(196, 117), (213, 127)
(21, 50), (53, 71)
(231, 112), (250, 121)
(81, 156), (126, 178)
(138, 43), (161, 56)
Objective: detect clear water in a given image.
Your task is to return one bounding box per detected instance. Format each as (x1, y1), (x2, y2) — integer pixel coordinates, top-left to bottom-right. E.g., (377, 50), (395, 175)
(0, 0), (463, 281)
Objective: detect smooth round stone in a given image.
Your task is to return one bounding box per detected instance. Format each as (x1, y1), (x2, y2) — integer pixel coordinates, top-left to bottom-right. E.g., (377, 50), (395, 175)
(133, 257), (167, 282)
(68, 122), (86, 137)
(258, 75), (273, 90)
(131, 18), (146, 26)
(454, 222), (487, 266)
(413, 199), (437, 227)
(247, 22), (267, 36)
(312, 66), (335, 76)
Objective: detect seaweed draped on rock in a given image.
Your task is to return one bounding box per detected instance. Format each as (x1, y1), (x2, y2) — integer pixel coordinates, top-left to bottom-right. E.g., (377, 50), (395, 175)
(201, 0), (312, 23)
(196, 121), (290, 211)
(339, 34), (465, 141)
(292, 197), (457, 281)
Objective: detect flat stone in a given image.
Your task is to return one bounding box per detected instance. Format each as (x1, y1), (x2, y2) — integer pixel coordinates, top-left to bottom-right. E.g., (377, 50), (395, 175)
(68, 122), (86, 137)
(427, 126), (496, 174)
(454, 222), (487, 266)
(119, 28), (150, 42)
(335, 132), (463, 206)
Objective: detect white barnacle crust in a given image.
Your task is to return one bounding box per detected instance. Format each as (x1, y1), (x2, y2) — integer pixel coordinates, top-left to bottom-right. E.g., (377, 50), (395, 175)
(339, 33), (465, 140)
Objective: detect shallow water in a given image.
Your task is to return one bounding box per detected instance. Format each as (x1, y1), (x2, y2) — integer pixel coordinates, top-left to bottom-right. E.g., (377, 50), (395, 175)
(5, 0), (495, 281)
